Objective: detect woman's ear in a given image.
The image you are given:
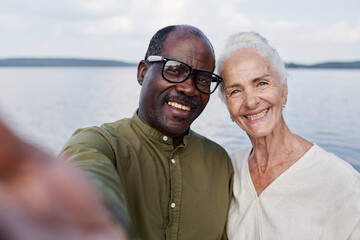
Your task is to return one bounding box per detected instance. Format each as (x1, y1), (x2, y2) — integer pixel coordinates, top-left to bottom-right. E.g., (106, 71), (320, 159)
(282, 84), (288, 106)
(137, 60), (148, 86)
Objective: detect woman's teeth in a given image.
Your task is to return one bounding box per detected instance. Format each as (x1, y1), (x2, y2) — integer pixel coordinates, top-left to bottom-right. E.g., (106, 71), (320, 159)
(168, 101), (191, 111)
(245, 109), (268, 120)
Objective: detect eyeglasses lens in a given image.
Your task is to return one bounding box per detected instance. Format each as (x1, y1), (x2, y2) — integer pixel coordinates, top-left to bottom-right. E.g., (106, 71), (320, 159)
(163, 60), (189, 82)
(196, 72), (217, 93)
(162, 59), (219, 94)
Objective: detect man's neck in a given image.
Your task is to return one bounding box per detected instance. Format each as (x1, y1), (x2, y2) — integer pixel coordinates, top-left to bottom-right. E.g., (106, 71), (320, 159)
(172, 131), (188, 148)
(172, 137), (183, 148)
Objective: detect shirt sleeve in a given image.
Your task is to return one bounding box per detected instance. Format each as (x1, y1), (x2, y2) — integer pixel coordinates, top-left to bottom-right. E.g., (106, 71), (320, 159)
(59, 127), (130, 230)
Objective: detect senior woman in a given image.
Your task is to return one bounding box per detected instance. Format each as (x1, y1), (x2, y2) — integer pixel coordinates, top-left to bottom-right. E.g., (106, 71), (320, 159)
(217, 32), (360, 240)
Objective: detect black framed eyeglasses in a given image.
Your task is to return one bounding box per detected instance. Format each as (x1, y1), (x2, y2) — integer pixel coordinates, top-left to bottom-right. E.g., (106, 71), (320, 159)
(146, 55), (222, 94)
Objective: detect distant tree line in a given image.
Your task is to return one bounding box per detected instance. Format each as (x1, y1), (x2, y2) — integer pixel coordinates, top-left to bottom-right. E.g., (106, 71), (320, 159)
(0, 58), (359, 69)
(0, 58), (137, 67)
(286, 61), (360, 69)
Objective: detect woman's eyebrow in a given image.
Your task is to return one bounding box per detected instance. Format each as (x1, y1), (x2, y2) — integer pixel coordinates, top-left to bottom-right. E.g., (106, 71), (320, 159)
(225, 74), (273, 90)
(225, 83), (242, 90)
(252, 74), (272, 83)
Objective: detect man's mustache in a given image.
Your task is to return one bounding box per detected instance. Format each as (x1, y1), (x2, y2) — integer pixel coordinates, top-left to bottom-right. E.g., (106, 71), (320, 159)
(165, 94), (198, 109)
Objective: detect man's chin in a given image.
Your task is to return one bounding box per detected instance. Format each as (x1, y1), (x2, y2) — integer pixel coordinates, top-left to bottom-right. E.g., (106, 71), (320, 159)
(160, 120), (191, 138)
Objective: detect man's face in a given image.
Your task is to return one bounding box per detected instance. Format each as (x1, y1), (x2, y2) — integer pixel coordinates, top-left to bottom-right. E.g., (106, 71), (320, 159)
(137, 29), (214, 137)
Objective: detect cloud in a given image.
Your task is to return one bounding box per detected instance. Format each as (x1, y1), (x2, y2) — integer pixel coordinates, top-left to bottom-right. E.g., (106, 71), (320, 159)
(0, 13), (28, 30)
(130, 0), (192, 30)
(301, 19), (360, 43)
(257, 18), (302, 30)
(65, 0), (251, 36)
(64, 0), (191, 35)
(1, 0), (357, 63)
(71, 0), (129, 17)
(218, 6), (252, 28)
(80, 16), (131, 35)
(82, 0), (125, 14)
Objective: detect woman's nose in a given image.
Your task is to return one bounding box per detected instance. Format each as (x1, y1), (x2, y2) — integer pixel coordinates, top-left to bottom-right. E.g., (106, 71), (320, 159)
(244, 89), (260, 109)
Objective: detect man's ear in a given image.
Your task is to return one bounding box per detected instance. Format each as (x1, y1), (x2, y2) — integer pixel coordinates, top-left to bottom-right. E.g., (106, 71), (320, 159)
(137, 60), (149, 86)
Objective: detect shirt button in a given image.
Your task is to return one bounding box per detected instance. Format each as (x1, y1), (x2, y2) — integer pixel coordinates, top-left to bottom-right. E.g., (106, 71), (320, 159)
(163, 136), (168, 141)
(171, 203), (176, 208)
(171, 159), (175, 164)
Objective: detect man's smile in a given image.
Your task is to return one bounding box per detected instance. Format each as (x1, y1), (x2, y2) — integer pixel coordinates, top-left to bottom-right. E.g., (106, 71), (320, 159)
(167, 101), (191, 111)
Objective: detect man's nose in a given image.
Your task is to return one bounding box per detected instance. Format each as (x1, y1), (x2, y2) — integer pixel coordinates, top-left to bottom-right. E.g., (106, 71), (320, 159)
(175, 74), (199, 97)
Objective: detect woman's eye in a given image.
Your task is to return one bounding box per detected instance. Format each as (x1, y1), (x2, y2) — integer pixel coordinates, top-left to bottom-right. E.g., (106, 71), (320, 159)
(258, 81), (268, 87)
(230, 90), (239, 95)
(226, 89), (241, 97)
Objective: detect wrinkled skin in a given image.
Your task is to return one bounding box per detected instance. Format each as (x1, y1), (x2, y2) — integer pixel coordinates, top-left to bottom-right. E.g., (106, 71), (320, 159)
(137, 26), (214, 145)
(0, 119), (129, 240)
(221, 48), (287, 139)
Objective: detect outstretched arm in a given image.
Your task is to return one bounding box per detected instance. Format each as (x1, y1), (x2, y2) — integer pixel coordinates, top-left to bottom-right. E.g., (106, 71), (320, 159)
(0, 119), (129, 240)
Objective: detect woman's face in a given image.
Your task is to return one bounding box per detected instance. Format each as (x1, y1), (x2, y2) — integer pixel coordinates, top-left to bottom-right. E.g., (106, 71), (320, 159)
(221, 48), (288, 138)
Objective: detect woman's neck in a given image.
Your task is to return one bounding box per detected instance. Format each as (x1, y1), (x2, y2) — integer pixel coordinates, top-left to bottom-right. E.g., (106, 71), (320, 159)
(248, 121), (312, 195)
(249, 123), (292, 172)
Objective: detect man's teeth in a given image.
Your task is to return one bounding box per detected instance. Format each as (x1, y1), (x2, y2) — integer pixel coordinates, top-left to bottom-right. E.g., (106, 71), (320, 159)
(168, 101), (191, 111)
(245, 109), (268, 120)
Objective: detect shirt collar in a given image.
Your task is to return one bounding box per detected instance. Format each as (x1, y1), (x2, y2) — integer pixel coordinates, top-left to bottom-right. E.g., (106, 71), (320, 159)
(132, 110), (191, 147)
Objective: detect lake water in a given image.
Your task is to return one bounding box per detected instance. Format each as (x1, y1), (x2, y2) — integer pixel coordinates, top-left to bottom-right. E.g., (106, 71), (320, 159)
(0, 67), (359, 172)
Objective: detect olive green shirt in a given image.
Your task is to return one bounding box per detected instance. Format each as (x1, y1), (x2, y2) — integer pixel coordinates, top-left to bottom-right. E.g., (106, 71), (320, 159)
(61, 112), (233, 240)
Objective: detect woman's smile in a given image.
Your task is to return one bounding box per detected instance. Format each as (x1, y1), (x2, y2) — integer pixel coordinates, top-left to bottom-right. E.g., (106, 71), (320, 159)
(244, 109), (269, 121)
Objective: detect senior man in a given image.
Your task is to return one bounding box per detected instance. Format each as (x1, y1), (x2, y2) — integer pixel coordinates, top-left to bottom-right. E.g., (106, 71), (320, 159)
(61, 25), (233, 240)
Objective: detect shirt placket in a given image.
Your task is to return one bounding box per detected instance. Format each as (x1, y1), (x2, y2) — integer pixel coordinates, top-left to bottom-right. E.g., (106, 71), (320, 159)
(165, 149), (182, 240)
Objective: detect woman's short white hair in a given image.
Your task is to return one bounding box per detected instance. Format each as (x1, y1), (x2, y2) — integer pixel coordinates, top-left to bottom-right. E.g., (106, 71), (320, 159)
(216, 32), (287, 102)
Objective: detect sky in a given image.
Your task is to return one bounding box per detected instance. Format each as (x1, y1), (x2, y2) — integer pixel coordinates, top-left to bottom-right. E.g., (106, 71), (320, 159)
(0, 0), (359, 64)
